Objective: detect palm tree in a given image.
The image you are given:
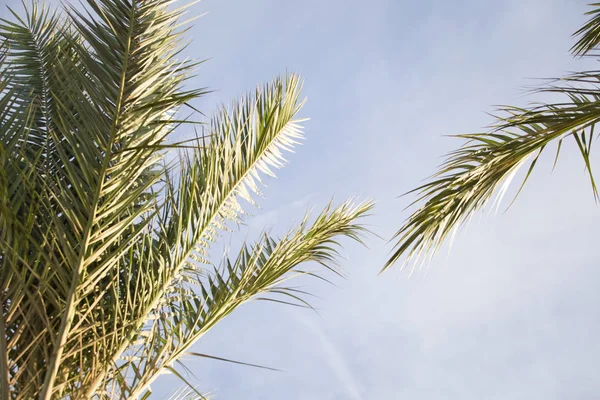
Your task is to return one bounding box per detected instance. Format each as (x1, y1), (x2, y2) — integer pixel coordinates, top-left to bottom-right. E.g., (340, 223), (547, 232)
(0, 0), (373, 398)
(385, 4), (600, 271)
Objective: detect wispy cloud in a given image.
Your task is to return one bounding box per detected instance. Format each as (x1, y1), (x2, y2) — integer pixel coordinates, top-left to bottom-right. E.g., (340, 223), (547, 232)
(296, 315), (363, 400)
(245, 192), (319, 236)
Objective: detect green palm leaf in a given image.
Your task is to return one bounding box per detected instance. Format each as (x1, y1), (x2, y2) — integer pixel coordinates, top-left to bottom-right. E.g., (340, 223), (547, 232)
(115, 201), (372, 398)
(385, 4), (600, 271)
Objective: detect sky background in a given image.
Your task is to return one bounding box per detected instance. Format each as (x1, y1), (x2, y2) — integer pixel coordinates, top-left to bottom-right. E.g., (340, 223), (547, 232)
(4, 0), (600, 398)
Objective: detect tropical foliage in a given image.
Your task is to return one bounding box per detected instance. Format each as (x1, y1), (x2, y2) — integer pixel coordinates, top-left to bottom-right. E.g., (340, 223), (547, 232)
(0, 0), (372, 398)
(386, 4), (600, 271)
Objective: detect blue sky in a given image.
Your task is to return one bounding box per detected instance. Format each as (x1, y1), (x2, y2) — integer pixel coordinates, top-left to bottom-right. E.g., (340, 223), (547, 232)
(4, 0), (600, 398)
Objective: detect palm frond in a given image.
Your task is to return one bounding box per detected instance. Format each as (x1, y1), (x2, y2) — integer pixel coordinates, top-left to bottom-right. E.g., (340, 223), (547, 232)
(86, 74), (307, 397)
(385, 4), (600, 271)
(0, 2), (62, 159)
(572, 3), (600, 56)
(114, 200), (373, 398)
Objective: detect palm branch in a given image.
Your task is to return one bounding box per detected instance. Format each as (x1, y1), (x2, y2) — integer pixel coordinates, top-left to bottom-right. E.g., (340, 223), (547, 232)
(385, 4), (600, 271)
(0, 0), (373, 398)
